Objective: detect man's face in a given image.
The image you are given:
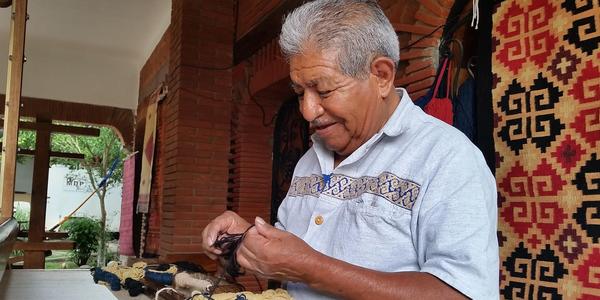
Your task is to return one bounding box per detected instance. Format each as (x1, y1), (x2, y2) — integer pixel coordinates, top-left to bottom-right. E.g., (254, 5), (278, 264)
(290, 48), (382, 156)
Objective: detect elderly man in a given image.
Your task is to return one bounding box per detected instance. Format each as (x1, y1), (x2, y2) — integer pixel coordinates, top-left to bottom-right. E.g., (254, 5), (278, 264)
(202, 0), (499, 299)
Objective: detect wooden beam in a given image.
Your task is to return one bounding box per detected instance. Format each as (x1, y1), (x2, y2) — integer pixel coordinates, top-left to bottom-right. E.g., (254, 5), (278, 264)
(43, 231), (68, 239)
(19, 149), (77, 158)
(24, 117), (50, 269)
(0, 94), (134, 149)
(233, 0), (303, 64)
(47, 151), (85, 159)
(0, 144), (86, 159)
(17, 231), (68, 239)
(8, 255), (23, 264)
(0, 0), (28, 219)
(17, 149), (85, 160)
(11, 121), (100, 137)
(13, 240), (75, 251)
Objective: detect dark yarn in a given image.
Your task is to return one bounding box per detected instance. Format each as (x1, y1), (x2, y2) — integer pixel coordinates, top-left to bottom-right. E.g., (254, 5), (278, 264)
(123, 278), (144, 297)
(144, 268), (174, 285)
(174, 261), (205, 273)
(212, 225), (255, 278)
(155, 263), (172, 271)
(92, 267), (121, 291)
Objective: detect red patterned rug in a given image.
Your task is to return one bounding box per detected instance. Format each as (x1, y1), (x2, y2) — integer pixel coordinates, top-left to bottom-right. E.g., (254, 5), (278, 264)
(493, 0), (599, 299)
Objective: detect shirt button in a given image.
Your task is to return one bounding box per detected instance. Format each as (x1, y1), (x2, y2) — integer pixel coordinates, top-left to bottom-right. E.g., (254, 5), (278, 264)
(314, 215), (324, 225)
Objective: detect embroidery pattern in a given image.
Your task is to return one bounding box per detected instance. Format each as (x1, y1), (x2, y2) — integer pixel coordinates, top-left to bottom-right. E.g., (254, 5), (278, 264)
(289, 172), (421, 210)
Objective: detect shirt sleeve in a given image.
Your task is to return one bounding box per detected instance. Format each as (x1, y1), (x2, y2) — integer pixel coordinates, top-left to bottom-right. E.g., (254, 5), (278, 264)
(416, 141), (499, 300)
(274, 199), (288, 231)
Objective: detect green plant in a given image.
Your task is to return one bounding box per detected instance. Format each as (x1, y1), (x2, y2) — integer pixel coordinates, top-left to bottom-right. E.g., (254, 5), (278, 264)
(10, 206), (30, 259)
(105, 248), (119, 263)
(60, 217), (102, 266)
(13, 206), (29, 231)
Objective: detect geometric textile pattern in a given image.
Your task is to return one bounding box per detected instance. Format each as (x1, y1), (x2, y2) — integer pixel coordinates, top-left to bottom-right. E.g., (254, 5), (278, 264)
(493, 0), (600, 298)
(288, 172), (421, 210)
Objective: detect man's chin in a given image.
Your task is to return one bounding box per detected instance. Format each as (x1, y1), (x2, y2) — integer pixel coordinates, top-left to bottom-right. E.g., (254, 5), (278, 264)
(322, 140), (341, 152)
(323, 141), (351, 157)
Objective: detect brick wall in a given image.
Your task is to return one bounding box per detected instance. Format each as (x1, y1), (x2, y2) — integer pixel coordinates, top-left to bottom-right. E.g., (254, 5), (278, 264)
(236, 0), (280, 40)
(159, 0), (235, 259)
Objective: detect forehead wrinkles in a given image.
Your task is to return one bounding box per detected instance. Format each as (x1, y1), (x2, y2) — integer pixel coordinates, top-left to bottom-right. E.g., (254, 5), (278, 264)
(291, 65), (344, 88)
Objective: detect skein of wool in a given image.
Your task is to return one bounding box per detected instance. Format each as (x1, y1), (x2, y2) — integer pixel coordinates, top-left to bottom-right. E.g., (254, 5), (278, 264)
(174, 261), (206, 273)
(103, 261), (145, 283)
(123, 278), (145, 297)
(212, 226), (254, 278)
(174, 272), (213, 293)
(145, 269), (175, 285)
(92, 267), (121, 291)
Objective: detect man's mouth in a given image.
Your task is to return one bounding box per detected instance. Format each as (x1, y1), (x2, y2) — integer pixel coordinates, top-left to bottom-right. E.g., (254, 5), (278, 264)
(313, 123), (335, 131)
(312, 122), (337, 137)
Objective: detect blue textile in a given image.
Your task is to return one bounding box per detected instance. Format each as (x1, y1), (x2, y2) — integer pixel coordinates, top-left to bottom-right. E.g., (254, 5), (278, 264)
(453, 77), (476, 141)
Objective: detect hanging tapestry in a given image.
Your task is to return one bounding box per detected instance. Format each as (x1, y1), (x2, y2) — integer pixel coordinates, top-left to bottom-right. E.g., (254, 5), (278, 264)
(493, 0), (599, 299)
(271, 98), (310, 224)
(118, 154), (136, 256)
(137, 101), (158, 213)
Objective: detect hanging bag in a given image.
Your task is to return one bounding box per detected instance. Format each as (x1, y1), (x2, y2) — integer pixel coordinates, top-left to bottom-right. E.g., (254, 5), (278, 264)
(423, 56), (454, 125)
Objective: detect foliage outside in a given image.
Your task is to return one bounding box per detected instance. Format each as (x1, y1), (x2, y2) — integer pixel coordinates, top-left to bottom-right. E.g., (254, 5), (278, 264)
(13, 205), (29, 231)
(10, 206), (29, 259)
(18, 126), (127, 266)
(60, 217), (102, 266)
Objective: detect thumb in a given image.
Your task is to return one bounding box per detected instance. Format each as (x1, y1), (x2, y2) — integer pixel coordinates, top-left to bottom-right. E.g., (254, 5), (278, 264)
(254, 216), (277, 237)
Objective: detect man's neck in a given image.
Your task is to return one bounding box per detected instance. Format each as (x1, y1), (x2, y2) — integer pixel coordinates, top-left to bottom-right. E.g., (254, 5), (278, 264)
(332, 90), (401, 169)
(334, 153), (346, 168)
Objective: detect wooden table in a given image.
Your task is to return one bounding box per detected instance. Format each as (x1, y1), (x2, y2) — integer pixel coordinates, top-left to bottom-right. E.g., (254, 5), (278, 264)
(0, 269), (118, 300)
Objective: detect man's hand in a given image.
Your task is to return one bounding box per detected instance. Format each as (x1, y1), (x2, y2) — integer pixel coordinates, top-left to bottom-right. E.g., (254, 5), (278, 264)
(236, 217), (319, 282)
(201, 211), (252, 260)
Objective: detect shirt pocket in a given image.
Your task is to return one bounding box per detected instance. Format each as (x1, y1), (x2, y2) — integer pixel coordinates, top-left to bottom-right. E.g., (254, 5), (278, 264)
(345, 193), (412, 219)
(327, 194), (417, 271)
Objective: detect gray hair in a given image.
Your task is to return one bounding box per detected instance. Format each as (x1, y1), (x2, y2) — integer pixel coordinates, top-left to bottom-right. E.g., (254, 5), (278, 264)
(279, 0), (399, 79)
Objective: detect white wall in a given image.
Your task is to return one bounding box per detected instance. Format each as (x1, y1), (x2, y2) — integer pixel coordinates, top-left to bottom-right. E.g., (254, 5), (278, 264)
(15, 156), (33, 194)
(14, 157), (122, 231)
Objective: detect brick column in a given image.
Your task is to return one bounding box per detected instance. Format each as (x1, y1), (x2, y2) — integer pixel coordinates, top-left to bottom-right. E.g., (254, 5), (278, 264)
(160, 0), (235, 261)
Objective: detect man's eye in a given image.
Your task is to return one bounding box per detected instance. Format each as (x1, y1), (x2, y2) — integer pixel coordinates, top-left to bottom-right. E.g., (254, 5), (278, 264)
(318, 91), (332, 98)
(297, 93), (304, 101)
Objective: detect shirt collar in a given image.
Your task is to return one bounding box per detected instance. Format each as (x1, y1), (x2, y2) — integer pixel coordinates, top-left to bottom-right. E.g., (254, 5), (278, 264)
(380, 87), (413, 137)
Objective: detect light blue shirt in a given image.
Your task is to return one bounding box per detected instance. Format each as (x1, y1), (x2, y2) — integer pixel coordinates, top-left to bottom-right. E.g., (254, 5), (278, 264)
(276, 88), (499, 299)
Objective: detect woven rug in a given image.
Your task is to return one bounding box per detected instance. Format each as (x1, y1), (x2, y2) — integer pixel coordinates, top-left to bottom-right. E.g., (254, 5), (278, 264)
(493, 0), (599, 299)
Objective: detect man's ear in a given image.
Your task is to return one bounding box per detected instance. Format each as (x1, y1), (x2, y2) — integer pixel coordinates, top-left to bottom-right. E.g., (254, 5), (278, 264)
(370, 56), (396, 99)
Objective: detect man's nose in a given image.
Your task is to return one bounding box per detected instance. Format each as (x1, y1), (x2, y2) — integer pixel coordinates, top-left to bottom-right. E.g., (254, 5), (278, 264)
(299, 92), (324, 122)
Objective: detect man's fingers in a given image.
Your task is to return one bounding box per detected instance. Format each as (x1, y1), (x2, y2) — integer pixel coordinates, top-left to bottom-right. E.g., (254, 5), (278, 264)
(236, 250), (251, 270)
(201, 223), (219, 249)
(254, 216), (280, 238)
(204, 251), (218, 260)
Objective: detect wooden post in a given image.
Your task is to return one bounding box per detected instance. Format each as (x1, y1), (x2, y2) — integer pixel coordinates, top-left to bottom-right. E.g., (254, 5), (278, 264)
(24, 117), (50, 268)
(0, 0), (28, 219)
